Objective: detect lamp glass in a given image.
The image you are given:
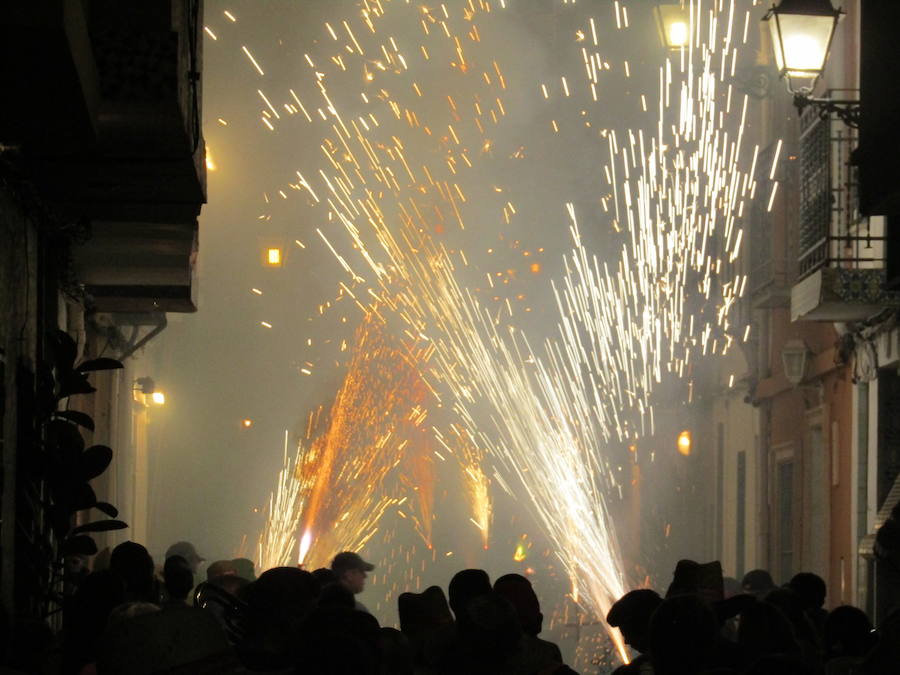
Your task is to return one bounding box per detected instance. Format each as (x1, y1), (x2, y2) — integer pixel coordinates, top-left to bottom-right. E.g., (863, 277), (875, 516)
(267, 247), (282, 265)
(668, 21), (689, 47)
(771, 13), (835, 76)
(151, 391), (166, 405)
(781, 340), (809, 385)
(654, 5), (690, 50)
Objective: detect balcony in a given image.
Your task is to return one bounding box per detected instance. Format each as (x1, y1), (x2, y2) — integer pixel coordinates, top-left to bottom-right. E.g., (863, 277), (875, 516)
(790, 96), (900, 322)
(0, 1), (205, 313)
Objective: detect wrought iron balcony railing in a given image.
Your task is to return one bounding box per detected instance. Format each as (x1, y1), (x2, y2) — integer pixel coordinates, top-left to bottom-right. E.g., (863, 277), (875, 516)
(797, 91), (886, 280)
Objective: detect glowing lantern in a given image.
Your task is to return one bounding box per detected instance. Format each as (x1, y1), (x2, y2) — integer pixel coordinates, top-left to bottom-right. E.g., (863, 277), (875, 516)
(764, 0), (842, 93)
(677, 430), (692, 456)
(654, 3), (691, 50)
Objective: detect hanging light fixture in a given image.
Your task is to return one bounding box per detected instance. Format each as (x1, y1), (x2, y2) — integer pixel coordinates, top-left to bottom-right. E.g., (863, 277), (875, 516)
(764, 0), (842, 93)
(763, 0), (859, 126)
(654, 3), (691, 50)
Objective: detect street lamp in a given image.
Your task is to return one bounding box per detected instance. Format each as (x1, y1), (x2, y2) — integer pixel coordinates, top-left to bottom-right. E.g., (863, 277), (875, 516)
(677, 430), (692, 456)
(781, 339), (811, 386)
(654, 3), (690, 50)
(265, 247), (282, 266)
(134, 377), (166, 405)
(763, 0), (859, 126)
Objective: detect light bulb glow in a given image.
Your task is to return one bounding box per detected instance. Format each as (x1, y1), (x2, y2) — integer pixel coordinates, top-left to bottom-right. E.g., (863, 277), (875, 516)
(668, 21), (688, 47)
(677, 430), (692, 456)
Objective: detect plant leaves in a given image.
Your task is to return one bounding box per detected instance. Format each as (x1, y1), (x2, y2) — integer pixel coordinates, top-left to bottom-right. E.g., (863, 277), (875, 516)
(76, 358), (124, 373)
(79, 446), (112, 482)
(93, 502), (119, 518)
(54, 483), (97, 514)
(57, 372), (95, 399)
(51, 330), (77, 374)
(45, 419), (85, 456)
(52, 410), (95, 432)
(61, 535), (98, 557)
(70, 520), (128, 535)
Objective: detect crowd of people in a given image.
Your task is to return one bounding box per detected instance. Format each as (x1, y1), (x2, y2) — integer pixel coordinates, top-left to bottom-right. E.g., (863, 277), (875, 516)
(1, 539), (897, 674)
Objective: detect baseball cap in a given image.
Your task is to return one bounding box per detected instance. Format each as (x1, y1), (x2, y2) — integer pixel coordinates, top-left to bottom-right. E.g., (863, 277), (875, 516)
(330, 551), (375, 574)
(165, 541), (205, 565)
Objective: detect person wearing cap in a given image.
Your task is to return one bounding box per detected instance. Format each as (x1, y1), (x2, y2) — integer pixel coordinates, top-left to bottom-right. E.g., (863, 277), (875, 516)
(606, 589), (662, 673)
(330, 551), (375, 614)
(165, 541), (205, 574)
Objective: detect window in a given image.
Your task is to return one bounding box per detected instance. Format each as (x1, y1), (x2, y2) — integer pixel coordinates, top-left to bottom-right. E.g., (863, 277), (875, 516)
(778, 460), (795, 582)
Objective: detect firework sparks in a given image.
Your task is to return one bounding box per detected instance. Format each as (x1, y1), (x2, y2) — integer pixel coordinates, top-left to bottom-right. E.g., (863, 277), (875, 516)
(257, 432), (304, 573)
(400, 439), (436, 549)
(226, 0), (770, 666)
(297, 314), (433, 569)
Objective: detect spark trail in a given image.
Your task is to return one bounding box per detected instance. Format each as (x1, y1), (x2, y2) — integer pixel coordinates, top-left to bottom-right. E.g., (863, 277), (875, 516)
(219, 0), (769, 665)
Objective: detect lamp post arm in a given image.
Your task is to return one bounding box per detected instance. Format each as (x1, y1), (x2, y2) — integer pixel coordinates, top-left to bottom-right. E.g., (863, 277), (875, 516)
(793, 92), (861, 128)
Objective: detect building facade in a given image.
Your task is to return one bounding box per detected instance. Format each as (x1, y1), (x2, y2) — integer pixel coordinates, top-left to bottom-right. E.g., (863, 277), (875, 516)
(0, 0), (206, 619)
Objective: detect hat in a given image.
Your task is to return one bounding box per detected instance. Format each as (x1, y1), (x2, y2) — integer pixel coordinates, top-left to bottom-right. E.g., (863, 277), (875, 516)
(606, 589), (663, 632)
(398, 585), (453, 637)
(330, 551), (375, 574)
(741, 568), (775, 594)
(165, 541), (205, 566)
(665, 559), (724, 603)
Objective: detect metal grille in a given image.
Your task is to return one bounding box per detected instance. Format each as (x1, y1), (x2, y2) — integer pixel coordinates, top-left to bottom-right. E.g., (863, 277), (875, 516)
(798, 111), (831, 276)
(797, 92), (883, 281)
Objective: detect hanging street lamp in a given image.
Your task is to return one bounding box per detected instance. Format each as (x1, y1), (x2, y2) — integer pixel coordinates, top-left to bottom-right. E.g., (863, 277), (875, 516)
(763, 0), (859, 126)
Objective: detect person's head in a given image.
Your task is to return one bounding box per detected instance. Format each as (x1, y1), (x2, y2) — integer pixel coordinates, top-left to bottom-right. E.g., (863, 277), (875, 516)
(163, 555), (194, 602)
(109, 541), (156, 602)
(737, 599), (799, 658)
(606, 589), (662, 654)
(493, 573), (543, 636)
(165, 541), (205, 574)
(319, 581), (356, 609)
(249, 567), (320, 621)
(824, 605), (875, 658)
(448, 568), (491, 622)
(206, 559), (237, 581)
(311, 567), (338, 588)
(648, 594), (718, 675)
(208, 573), (249, 598)
(741, 569), (776, 598)
(764, 587), (817, 645)
(397, 585), (453, 640)
(331, 551), (374, 595)
(665, 559), (724, 604)
(231, 558), (256, 581)
(787, 572), (827, 610)
(462, 592), (522, 664)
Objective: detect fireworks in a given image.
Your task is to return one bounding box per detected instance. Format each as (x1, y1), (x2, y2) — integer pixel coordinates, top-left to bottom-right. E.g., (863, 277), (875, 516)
(295, 313), (433, 569)
(216, 0), (771, 666)
(399, 435), (437, 549)
(257, 432), (304, 572)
